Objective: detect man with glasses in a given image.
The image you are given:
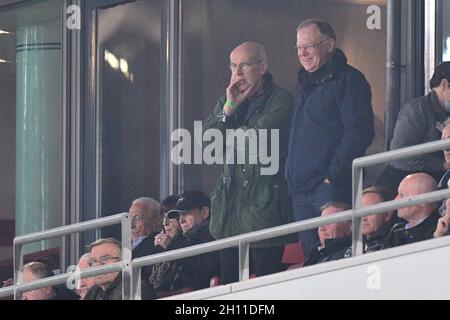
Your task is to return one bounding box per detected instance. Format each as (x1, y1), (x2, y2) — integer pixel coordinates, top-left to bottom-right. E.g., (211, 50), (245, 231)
(286, 19), (374, 259)
(203, 42), (294, 284)
(84, 238), (156, 300)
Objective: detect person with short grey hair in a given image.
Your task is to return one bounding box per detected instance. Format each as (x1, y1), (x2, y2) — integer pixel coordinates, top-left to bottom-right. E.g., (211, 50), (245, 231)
(75, 253), (95, 299)
(286, 19), (374, 260)
(22, 261), (78, 300)
(303, 201), (352, 266)
(130, 197), (162, 251)
(84, 237), (156, 300)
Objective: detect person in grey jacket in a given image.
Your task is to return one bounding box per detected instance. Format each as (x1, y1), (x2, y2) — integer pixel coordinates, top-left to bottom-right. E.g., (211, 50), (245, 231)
(377, 61), (450, 195)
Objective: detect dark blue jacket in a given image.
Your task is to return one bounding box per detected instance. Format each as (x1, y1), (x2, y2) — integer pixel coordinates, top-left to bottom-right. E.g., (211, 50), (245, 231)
(286, 49), (374, 193)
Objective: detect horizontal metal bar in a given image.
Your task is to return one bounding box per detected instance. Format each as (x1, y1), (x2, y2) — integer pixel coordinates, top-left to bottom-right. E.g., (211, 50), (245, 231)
(0, 287), (13, 298)
(354, 188), (450, 218)
(133, 188), (450, 269)
(133, 212), (354, 268)
(353, 139), (450, 168)
(5, 188), (448, 298)
(14, 213), (127, 245)
(2, 262), (123, 297)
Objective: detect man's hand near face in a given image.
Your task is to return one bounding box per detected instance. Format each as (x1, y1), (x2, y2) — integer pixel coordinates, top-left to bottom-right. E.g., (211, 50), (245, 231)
(434, 211), (450, 238)
(224, 76), (254, 116)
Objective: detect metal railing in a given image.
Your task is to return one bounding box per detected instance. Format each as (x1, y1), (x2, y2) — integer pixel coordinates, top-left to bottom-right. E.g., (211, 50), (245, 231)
(1, 138), (450, 300)
(1, 212), (132, 300)
(352, 138), (450, 256)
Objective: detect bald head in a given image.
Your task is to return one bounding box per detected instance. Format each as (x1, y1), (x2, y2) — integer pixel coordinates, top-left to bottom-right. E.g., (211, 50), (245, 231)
(401, 173), (437, 194)
(396, 173), (438, 225)
(231, 42), (268, 66)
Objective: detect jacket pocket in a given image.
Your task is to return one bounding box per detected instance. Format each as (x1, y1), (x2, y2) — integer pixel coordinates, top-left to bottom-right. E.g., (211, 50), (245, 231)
(209, 178), (226, 238)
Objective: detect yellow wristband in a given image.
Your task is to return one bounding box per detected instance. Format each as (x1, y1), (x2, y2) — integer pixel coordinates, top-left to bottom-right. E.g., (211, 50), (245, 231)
(225, 101), (237, 108)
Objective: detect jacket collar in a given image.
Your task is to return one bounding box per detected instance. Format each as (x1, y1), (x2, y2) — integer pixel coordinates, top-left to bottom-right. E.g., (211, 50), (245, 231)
(430, 90), (447, 116)
(323, 235), (352, 250)
(296, 48), (347, 89)
(183, 220), (210, 241)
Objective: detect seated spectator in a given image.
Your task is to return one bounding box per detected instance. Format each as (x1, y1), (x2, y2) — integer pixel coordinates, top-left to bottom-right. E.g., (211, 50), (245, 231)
(129, 197), (163, 294)
(437, 120), (450, 214)
(74, 253), (95, 300)
(149, 195), (184, 294)
(162, 191), (220, 290)
(377, 61), (450, 196)
(434, 198), (450, 238)
(303, 202), (352, 267)
(22, 261), (77, 300)
(438, 119), (450, 190)
(360, 186), (394, 253)
(385, 173), (441, 248)
(84, 238), (156, 300)
(130, 197), (163, 258)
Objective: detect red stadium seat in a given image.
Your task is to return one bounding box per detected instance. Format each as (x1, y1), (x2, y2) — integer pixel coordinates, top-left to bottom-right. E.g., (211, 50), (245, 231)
(282, 242), (304, 266)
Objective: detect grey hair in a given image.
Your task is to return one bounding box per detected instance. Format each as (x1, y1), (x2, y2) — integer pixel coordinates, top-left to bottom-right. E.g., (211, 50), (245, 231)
(77, 253), (91, 265)
(131, 197), (162, 232)
(296, 19), (336, 41)
(87, 238), (122, 258)
(132, 197), (160, 216)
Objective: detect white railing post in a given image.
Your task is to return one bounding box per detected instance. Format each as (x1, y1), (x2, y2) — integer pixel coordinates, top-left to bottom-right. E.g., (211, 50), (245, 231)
(13, 241), (23, 300)
(239, 241), (250, 281)
(132, 266), (142, 300)
(352, 164), (364, 256)
(121, 212), (132, 300)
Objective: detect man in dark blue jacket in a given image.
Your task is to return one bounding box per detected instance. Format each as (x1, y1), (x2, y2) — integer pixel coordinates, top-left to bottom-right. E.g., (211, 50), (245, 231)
(286, 19), (374, 259)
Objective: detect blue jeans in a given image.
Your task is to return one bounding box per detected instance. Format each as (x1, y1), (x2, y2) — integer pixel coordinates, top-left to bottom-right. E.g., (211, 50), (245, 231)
(292, 181), (350, 260)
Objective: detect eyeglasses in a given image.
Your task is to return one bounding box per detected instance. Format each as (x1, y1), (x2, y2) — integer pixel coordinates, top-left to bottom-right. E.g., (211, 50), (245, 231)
(89, 255), (120, 266)
(131, 215), (144, 223)
(229, 60), (262, 72)
(294, 38), (330, 52)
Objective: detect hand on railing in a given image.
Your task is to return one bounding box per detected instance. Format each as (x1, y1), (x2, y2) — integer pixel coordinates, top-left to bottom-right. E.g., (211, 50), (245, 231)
(2, 278), (13, 287)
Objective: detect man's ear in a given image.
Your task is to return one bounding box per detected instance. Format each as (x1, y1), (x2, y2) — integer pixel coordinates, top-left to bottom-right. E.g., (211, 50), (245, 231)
(201, 207), (210, 220)
(327, 39), (336, 53)
(259, 60), (268, 75)
(440, 78), (449, 89)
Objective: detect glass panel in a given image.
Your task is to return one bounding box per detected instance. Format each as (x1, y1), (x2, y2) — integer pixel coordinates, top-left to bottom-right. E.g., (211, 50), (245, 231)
(96, 0), (162, 239)
(442, 0), (450, 61)
(0, 0), (63, 259)
(181, 0), (387, 193)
